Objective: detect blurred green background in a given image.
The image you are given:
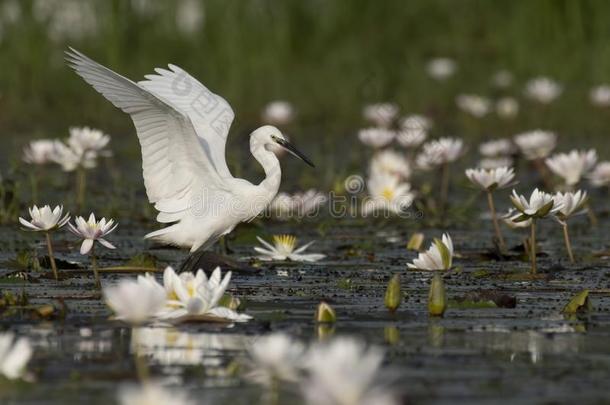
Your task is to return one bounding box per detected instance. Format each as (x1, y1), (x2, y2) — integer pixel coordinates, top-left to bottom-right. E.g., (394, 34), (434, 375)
(2, 0), (610, 166)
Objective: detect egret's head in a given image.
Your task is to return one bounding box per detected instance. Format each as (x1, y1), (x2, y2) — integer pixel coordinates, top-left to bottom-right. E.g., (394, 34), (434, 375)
(253, 125), (315, 167)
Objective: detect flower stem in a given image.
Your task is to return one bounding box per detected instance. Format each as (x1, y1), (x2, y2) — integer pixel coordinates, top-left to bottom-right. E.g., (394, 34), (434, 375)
(76, 167), (86, 211)
(45, 232), (58, 280)
(91, 244), (101, 288)
(533, 158), (553, 190)
(30, 171), (38, 205)
(486, 191), (506, 252)
(562, 222), (575, 263)
(439, 163), (450, 221)
(585, 203), (598, 227)
(530, 219), (537, 274)
(132, 328), (150, 383)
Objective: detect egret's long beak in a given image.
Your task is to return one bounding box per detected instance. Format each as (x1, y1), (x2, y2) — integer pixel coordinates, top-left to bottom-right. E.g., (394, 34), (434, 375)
(276, 138), (315, 167)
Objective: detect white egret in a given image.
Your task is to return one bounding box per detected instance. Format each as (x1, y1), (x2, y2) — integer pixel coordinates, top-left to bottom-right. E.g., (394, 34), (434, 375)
(65, 48), (314, 270)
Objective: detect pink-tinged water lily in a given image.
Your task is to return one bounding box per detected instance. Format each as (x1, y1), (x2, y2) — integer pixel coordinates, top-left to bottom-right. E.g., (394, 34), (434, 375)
(68, 213), (117, 255)
(465, 166), (516, 191)
(0, 332), (33, 381)
(408, 233), (453, 271)
(104, 274), (167, 324)
(19, 205), (70, 232)
(545, 149), (597, 186)
(255, 235), (325, 262)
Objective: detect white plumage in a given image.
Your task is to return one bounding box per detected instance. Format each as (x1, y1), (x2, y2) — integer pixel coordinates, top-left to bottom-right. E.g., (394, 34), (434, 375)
(66, 48), (313, 252)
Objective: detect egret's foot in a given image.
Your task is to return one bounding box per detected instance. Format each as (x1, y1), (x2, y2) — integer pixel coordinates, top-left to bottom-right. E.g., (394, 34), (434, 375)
(178, 250), (257, 274)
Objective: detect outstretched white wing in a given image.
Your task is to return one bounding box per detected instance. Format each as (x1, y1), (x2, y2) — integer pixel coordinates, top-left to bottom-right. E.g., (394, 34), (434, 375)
(65, 48), (227, 223)
(138, 64), (235, 178)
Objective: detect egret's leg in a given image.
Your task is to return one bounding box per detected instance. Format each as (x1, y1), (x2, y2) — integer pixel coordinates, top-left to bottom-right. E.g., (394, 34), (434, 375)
(179, 247), (206, 273)
(219, 236), (234, 255)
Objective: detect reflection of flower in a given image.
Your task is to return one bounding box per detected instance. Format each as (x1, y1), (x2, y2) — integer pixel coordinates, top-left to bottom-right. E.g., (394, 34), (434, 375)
(0, 332), (33, 380)
(247, 333), (305, 386)
(369, 149), (411, 179)
(524, 76), (562, 104)
(262, 100), (295, 126)
(589, 162), (610, 187)
(302, 337), (396, 405)
(363, 172), (414, 215)
(358, 128), (395, 148)
(426, 57), (456, 80)
(407, 233), (453, 271)
(118, 383), (194, 405)
(545, 149), (597, 186)
(255, 235), (325, 262)
(514, 130), (557, 160)
(362, 103), (399, 128)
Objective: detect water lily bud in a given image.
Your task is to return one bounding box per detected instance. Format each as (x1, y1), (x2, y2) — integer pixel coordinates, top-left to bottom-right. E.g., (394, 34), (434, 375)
(428, 273), (446, 317)
(315, 301), (336, 323)
(384, 326), (400, 345)
(407, 233), (424, 251)
(384, 274), (402, 313)
(562, 289), (592, 315)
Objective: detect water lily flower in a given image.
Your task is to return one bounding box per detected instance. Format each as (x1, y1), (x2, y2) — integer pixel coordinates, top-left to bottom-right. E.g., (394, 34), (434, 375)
(426, 57), (456, 80)
(466, 167), (516, 251)
(588, 162), (610, 187)
(408, 233), (453, 271)
(416, 137), (464, 170)
(68, 213), (118, 287)
(369, 149), (411, 179)
(492, 70), (513, 88)
(399, 114), (431, 133)
(553, 190), (588, 263)
(513, 130), (557, 160)
(396, 115), (430, 148)
(362, 172), (414, 216)
(255, 235), (325, 262)
(478, 157), (514, 170)
(362, 103), (399, 128)
(456, 94), (491, 117)
(496, 97), (519, 119)
(67, 126), (111, 154)
(161, 267), (251, 322)
(590, 84), (610, 107)
(510, 189), (562, 274)
(19, 204), (70, 280)
(104, 274), (167, 324)
(502, 208), (532, 229)
(302, 337), (397, 405)
(261, 100), (295, 126)
(524, 76), (562, 104)
(358, 128), (395, 148)
(545, 149), (597, 187)
(52, 140), (97, 172)
(118, 383), (194, 405)
(0, 332), (33, 380)
(479, 139), (516, 157)
(269, 189), (327, 220)
(22, 139), (57, 165)
(246, 333), (305, 386)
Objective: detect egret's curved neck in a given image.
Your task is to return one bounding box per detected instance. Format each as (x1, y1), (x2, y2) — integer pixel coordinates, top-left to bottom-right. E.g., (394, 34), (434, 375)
(251, 139), (281, 195)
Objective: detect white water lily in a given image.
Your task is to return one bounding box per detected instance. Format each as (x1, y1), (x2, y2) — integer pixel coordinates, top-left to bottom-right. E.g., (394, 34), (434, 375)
(358, 128), (395, 148)
(369, 149), (411, 179)
(302, 337), (396, 405)
(362, 103), (399, 128)
(363, 172), (414, 215)
(162, 266), (206, 303)
(478, 157), (514, 170)
(68, 213), (117, 255)
(269, 189), (327, 220)
(553, 190), (588, 221)
(514, 130), (557, 160)
(261, 100), (295, 126)
(104, 274), (167, 324)
(479, 139), (516, 157)
(19, 204), (70, 232)
(408, 233), (453, 271)
(416, 137), (464, 170)
(22, 139), (57, 165)
(397, 115), (430, 148)
(161, 267), (251, 322)
(67, 126), (110, 154)
(545, 149), (597, 186)
(52, 140), (97, 172)
(496, 97), (519, 119)
(0, 332), (33, 380)
(589, 162), (610, 187)
(456, 94), (491, 117)
(510, 188), (562, 219)
(255, 235), (325, 262)
(399, 114), (431, 132)
(118, 383), (194, 405)
(465, 166), (516, 191)
(524, 76), (562, 104)
(426, 57), (456, 80)
(247, 333), (305, 386)
(492, 70), (513, 88)
(502, 208), (531, 229)
(590, 84), (610, 107)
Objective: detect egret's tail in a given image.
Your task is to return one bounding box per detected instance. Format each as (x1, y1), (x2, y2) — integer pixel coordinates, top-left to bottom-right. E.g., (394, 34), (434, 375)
(144, 225), (178, 245)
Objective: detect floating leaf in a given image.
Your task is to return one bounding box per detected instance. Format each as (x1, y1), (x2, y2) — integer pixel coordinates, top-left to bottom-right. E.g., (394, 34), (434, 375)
(562, 289), (592, 315)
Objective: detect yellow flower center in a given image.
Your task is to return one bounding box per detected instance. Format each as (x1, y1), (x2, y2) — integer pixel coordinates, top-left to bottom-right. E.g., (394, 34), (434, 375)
(381, 187), (395, 201)
(273, 234), (297, 252)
